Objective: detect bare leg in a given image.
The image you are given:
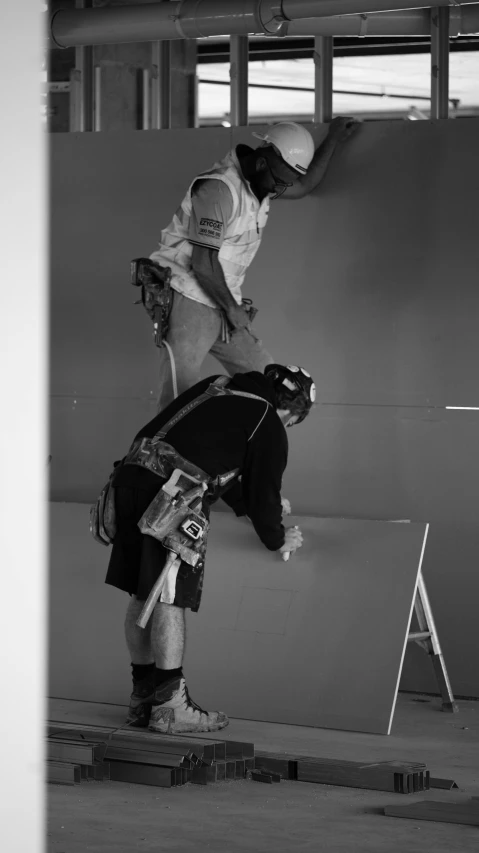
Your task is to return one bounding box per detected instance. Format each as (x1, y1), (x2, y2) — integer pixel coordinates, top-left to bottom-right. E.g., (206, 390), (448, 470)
(125, 597), (185, 668)
(124, 596), (154, 664)
(151, 603), (185, 668)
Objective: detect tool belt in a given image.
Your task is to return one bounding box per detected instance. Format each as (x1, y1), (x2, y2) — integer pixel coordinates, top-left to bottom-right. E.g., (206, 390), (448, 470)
(131, 257), (173, 348)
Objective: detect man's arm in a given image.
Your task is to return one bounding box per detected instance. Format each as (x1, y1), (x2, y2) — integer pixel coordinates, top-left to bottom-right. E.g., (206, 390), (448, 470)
(189, 179), (251, 330)
(191, 245), (250, 330)
(241, 410), (288, 551)
(281, 116), (360, 200)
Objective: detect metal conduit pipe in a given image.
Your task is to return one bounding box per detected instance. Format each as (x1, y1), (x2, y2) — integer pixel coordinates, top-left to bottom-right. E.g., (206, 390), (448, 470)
(174, 0), (285, 37)
(199, 7), (479, 38)
(281, 0), (477, 20)
(50, 2), (181, 47)
(49, 1), (479, 48)
(50, 1), (285, 48)
(285, 7), (477, 37)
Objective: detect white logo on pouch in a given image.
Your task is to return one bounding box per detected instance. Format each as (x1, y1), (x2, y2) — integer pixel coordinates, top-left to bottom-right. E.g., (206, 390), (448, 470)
(199, 217), (223, 240)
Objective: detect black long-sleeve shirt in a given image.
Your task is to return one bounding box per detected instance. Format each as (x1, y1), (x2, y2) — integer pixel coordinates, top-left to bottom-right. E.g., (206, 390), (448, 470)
(113, 371), (288, 551)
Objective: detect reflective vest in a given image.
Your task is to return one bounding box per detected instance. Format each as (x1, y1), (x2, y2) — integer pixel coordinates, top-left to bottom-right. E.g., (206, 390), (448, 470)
(150, 148), (270, 309)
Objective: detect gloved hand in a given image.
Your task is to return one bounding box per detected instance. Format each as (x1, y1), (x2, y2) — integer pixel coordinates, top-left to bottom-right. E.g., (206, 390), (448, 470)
(279, 525), (303, 559)
(328, 116), (361, 142)
(281, 497), (291, 516)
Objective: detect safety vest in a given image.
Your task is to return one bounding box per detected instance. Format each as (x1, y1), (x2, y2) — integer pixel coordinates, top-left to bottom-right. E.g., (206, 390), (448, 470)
(149, 148), (270, 309)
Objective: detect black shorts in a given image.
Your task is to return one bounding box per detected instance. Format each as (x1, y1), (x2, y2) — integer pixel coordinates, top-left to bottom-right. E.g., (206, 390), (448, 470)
(105, 482), (205, 612)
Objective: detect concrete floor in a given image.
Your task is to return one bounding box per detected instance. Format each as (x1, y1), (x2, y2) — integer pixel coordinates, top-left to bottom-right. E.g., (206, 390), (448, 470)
(48, 693), (479, 853)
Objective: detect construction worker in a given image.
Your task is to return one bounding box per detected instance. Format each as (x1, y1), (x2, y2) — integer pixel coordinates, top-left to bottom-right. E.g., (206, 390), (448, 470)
(148, 118), (358, 411)
(104, 363), (316, 734)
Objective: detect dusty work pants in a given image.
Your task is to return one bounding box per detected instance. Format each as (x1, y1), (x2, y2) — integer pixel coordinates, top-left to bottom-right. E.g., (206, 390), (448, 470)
(156, 290), (274, 412)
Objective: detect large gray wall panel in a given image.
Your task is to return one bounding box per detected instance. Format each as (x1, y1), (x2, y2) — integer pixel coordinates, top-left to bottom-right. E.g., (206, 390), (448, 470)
(49, 119), (479, 696)
(49, 503), (426, 733)
(233, 120), (479, 407)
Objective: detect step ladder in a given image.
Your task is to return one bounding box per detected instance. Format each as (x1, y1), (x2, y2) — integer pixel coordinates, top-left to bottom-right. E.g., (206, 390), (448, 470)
(407, 570), (458, 712)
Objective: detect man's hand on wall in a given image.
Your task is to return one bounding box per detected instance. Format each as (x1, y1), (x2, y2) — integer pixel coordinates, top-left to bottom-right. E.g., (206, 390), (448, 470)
(281, 497), (292, 516)
(328, 116), (361, 143)
(226, 304), (251, 331)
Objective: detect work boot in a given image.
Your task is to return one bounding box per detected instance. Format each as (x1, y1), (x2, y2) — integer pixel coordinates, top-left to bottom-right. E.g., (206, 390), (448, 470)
(149, 677), (229, 734)
(125, 675), (155, 728)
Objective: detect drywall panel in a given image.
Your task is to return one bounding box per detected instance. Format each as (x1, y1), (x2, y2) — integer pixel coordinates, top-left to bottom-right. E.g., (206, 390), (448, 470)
(49, 120), (479, 497)
(184, 513), (427, 734)
(50, 395), (157, 502)
(232, 120), (479, 408)
(50, 128), (230, 400)
(282, 406), (479, 526)
(49, 502), (427, 733)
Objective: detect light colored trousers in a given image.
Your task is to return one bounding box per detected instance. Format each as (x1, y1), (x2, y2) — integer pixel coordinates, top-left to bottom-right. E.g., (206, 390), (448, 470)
(156, 290), (274, 412)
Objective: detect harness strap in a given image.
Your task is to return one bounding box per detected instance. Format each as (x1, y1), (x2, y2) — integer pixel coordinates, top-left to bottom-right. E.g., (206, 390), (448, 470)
(144, 376), (272, 491)
(155, 376), (270, 441)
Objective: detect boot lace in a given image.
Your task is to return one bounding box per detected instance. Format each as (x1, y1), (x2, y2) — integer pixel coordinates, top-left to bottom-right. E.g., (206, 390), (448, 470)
(183, 683), (208, 716)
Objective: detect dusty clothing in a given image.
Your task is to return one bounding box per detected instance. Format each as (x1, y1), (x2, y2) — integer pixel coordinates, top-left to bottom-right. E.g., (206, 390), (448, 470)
(105, 372), (288, 610)
(155, 290), (273, 412)
(150, 145), (270, 309)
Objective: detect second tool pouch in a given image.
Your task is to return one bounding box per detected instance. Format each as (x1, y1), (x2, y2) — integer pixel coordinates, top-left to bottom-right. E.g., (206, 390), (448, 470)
(131, 257), (173, 347)
(89, 469), (118, 546)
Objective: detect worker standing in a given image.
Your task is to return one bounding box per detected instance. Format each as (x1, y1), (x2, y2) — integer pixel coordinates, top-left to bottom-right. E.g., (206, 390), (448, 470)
(147, 118), (358, 411)
(101, 363), (315, 734)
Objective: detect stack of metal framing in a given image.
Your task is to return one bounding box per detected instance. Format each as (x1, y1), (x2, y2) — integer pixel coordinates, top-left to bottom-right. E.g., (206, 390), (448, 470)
(47, 723), (255, 787)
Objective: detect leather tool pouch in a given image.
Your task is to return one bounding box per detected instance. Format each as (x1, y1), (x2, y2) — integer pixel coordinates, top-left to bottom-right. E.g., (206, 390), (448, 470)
(131, 257), (173, 347)
(137, 468), (209, 568)
(89, 468), (118, 547)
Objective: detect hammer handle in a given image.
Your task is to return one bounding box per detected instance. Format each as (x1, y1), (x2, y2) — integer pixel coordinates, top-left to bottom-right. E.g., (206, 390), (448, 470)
(136, 551), (180, 629)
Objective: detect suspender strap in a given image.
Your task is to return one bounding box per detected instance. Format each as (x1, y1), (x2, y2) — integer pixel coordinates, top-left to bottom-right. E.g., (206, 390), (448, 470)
(155, 376), (270, 441)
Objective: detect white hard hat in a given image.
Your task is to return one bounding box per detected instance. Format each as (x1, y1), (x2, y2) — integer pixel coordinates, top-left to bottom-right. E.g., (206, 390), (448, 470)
(252, 122), (315, 175)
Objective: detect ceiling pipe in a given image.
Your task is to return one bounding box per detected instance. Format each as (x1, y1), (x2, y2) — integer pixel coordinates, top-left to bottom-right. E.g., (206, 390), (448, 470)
(49, 2), (479, 48)
(50, 1), (286, 48)
(281, 0), (477, 19)
(285, 7), (478, 36)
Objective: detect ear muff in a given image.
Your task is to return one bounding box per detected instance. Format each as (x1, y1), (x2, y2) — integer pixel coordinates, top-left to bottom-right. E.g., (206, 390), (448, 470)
(265, 363), (316, 423)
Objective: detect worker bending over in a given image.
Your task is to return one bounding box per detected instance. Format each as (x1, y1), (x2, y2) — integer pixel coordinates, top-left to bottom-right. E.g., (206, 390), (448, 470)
(147, 118), (358, 411)
(101, 363), (315, 734)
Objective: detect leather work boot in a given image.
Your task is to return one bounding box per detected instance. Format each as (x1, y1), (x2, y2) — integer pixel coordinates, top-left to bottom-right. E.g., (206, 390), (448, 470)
(149, 677), (229, 734)
(125, 675), (155, 728)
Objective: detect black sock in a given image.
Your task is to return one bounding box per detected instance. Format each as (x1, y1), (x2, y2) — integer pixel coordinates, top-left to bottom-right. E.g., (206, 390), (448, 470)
(131, 662), (155, 683)
(154, 666), (183, 688)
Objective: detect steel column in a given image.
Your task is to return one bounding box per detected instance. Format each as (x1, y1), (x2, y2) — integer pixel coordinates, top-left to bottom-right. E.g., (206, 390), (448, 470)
(69, 0), (94, 132)
(431, 6), (450, 119)
(314, 35), (333, 123)
(230, 35), (249, 127)
(151, 41), (171, 129)
(142, 69), (151, 130)
(93, 66), (102, 131)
